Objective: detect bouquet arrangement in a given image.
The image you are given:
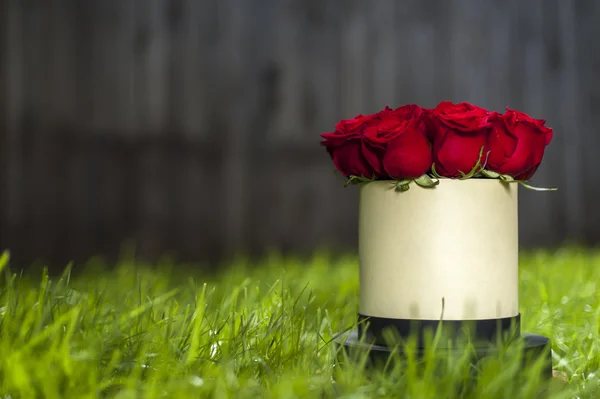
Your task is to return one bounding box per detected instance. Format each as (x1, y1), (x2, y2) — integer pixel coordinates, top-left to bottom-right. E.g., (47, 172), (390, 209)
(320, 101), (555, 191)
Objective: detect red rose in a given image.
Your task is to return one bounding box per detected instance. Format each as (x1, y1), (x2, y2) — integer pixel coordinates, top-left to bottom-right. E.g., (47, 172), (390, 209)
(428, 101), (493, 177)
(486, 108), (553, 180)
(362, 104), (432, 179)
(320, 112), (379, 178)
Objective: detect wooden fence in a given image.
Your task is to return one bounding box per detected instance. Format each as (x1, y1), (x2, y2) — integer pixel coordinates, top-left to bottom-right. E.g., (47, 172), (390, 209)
(2, 0), (600, 267)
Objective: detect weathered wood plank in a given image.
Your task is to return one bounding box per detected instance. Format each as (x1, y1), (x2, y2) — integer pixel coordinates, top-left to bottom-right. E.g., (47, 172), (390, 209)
(485, 0), (512, 112)
(576, 0), (600, 243)
(133, 0), (169, 134)
(286, 0), (342, 141)
(267, 0), (304, 142)
(557, 0), (585, 243)
(3, 0), (25, 262)
(517, 0), (563, 247)
(366, 0), (397, 108)
(536, 0), (570, 246)
(447, 0), (490, 106)
(44, 0), (78, 126)
(217, 0), (253, 254)
(339, 0), (370, 117)
(18, 0), (58, 260)
(0, 0), (7, 251)
(88, 0), (136, 132)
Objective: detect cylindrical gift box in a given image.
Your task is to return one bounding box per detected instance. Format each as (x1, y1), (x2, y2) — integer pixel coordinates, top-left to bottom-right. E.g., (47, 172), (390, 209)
(357, 179), (519, 346)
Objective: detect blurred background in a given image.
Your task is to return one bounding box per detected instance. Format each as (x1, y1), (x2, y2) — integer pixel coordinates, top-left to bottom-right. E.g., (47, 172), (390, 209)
(1, 0), (599, 269)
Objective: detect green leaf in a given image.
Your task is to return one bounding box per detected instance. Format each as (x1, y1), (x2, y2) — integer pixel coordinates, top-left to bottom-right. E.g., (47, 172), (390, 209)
(396, 183), (411, 192)
(458, 146), (486, 180)
(481, 169), (501, 179)
(518, 181), (558, 192)
(0, 251), (9, 274)
(345, 174), (376, 187)
(394, 179), (413, 191)
(431, 163), (442, 179)
(414, 174), (440, 188)
(480, 150), (491, 170)
(496, 174), (558, 191)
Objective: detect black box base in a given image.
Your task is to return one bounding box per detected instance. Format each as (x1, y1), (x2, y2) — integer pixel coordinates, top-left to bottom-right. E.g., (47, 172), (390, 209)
(335, 330), (552, 379)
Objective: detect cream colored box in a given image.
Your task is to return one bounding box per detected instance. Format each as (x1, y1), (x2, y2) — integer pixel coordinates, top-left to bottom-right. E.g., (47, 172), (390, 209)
(358, 179), (519, 321)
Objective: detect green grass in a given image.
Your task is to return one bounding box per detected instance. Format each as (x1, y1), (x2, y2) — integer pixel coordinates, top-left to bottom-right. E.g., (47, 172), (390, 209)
(0, 248), (599, 398)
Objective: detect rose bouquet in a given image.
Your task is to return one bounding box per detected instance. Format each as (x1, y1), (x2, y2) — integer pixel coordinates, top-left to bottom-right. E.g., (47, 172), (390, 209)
(327, 101), (556, 377)
(321, 101), (555, 192)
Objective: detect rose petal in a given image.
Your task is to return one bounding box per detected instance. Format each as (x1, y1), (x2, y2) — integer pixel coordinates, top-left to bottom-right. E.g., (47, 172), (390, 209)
(383, 129), (432, 179)
(433, 128), (488, 177)
(330, 139), (374, 178)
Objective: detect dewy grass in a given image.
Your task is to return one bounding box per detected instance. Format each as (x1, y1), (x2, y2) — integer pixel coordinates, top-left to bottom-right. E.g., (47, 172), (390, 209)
(0, 248), (599, 398)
